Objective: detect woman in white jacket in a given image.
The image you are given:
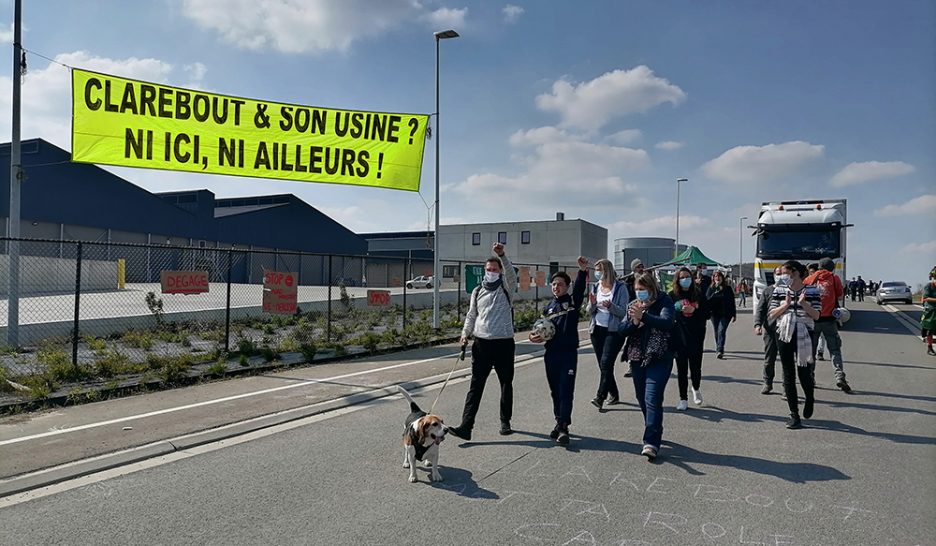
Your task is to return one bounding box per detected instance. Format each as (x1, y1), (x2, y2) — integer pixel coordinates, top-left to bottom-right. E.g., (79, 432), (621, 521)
(586, 259), (630, 410)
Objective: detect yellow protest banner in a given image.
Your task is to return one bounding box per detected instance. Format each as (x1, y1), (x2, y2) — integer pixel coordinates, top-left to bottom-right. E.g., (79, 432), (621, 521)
(71, 69), (428, 192)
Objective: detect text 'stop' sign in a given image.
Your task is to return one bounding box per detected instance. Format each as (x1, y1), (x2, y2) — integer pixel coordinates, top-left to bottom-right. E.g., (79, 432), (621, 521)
(160, 270), (209, 294)
(71, 69), (429, 192)
(263, 270), (298, 315)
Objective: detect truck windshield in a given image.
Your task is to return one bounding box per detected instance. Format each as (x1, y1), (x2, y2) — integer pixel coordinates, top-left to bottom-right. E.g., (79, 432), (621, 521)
(757, 228), (840, 259)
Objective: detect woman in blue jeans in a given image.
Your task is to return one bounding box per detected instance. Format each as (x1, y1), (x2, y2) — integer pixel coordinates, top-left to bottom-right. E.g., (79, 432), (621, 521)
(619, 273), (675, 460)
(706, 270), (737, 359)
(587, 259), (630, 410)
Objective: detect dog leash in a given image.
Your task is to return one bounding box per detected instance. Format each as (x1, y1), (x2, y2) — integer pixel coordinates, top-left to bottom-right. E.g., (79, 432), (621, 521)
(429, 342), (467, 415)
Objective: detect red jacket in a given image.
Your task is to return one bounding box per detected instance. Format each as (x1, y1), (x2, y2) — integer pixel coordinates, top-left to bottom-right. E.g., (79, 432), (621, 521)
(805, 269), (844, 317)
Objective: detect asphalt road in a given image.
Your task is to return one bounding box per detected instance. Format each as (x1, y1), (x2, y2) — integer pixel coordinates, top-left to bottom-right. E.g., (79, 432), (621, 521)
(0, 302), (933, 546)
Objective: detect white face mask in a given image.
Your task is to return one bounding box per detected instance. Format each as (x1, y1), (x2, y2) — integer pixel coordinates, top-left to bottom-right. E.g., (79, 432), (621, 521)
(594, 271), (603, 281)
(484, 271), (500, 283)
(776, 274), (790, 286)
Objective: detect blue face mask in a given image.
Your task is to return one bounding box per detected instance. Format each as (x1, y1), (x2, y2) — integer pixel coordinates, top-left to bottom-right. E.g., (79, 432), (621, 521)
(636, 289), (650, 301)
(594, 271), (603, 281)
(679, 278), (692, 289)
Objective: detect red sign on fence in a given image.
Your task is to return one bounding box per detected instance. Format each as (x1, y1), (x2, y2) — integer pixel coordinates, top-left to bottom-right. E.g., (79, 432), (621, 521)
(263, 270), (299, 314)
(367, 289), (392, 307)
(160, 270), (209, 294)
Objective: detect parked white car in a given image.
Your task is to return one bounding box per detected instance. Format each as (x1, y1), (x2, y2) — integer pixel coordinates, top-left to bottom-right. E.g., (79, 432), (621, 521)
(876, 281), (913, 305)
(406, 275), (434, 289)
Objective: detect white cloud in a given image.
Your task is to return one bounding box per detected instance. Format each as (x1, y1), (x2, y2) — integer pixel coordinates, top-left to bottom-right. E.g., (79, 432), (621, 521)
(0, 50), (205, 151)
(0, 23), (12, 43)
(180, 0), (424, 54)
(607, 129), (642, 145)
(502, 4), (524, 23)
(899, 241), (936, 254)
(451, 127), (647, 210)
(535, 66), (686, 130)
(508, 126), (580, 147)
(423, 7), (468, 29)
(701, 141), (825, 184)
(830, 160), (915, 187)
(874, 194), (936, 217)
(654, 140), (684, 151)
(608, 215), (709, 237)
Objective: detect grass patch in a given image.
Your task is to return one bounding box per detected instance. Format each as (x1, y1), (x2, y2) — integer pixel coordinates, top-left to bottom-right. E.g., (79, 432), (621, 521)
(122, 330), (154, 350)
(84, 336), (107, 352)
(206, 360), (226, 377)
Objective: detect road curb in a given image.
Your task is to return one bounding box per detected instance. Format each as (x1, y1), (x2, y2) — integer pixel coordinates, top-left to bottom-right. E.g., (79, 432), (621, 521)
(0, 348), (546, 498)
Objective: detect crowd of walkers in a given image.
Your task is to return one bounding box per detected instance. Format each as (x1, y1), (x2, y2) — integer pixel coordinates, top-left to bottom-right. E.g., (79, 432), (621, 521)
(447, 244), (930, 460)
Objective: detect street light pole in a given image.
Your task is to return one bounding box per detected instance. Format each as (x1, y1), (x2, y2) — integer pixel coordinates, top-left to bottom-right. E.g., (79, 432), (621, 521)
(433, 29), (459, 330)
(675, 178), (688, 258)
(7, 0), (22, 347)
(739, 216), (748, 283)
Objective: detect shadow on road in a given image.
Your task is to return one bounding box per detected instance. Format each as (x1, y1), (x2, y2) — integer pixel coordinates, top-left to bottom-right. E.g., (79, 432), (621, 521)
(422, 467), (500, 500)
(659, 440), (851, 483)
(808, 419), (936, 445)
(845, 360), (933, 371)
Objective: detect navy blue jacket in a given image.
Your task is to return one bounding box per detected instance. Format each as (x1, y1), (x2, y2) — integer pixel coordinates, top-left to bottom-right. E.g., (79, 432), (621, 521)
(544, 270), (588, 353)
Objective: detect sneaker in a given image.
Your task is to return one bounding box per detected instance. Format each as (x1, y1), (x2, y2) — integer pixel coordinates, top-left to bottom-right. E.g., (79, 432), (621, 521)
(692, 389), (703, 405)
(623, 366), (633, 378)
(786, 415), (802, 429)
(761, 384), (772, 395)
(448, 425), (472, 441)
(590, 397), (603, 410)
(556, 430), (570, 445)
(817, 353), (825, 361)
(549, 424), (561, 439)
(640, 445), (657, 460)
(803, 398), (814, 419)
(836, 380), (852, 393)
(499, 422), (513, 436)
(676, 399), (688, 411)
(607, 396), (621, 405)
(716, 352), (725, 360)
(927, 347), (935, 356)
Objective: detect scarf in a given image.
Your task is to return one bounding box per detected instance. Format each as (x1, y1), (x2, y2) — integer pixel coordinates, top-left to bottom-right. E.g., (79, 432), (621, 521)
(776, 311), (812, 367)
(482, 276), (503, 291)
(624, 300), (671, 367)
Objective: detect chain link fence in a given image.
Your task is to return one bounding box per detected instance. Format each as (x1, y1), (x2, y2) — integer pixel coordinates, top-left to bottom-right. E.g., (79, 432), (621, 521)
(0, 237), (580, 401)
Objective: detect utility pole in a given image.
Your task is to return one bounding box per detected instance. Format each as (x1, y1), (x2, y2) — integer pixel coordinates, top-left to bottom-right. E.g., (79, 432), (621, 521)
(6, 0), (23, 347)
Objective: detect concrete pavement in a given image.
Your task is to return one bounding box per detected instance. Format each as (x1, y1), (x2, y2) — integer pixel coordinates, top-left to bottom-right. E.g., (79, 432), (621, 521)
(0, 301), (933, 545)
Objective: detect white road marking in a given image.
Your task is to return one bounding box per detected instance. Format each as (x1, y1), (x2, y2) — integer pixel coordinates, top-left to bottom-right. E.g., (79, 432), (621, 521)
(0, 329), (582, 448)
(0, 354), (548, 508)
(883, 304), (921, 336)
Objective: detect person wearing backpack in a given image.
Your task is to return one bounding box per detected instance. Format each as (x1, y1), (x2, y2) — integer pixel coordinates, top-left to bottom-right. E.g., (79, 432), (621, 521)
(529, 257), (588, 444)
(448, 243), (518, 441)
(803, 257), (850, 393)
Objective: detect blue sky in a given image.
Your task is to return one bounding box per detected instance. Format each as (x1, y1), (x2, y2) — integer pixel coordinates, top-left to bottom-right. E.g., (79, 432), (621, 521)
(1, 0), (933, 283)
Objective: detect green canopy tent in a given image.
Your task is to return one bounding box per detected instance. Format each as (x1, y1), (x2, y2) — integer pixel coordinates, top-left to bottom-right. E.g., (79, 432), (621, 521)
(651, 246), (725, 292)
(653, 246), (724, 269)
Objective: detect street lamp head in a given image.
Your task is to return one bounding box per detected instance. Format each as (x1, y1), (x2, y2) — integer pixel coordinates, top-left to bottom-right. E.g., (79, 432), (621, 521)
(676, 177), (688, 183)
(435, 29), (459, 40)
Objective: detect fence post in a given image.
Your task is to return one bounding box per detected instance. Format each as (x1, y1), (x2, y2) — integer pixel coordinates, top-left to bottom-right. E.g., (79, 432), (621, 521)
(224, 249), (233, 353)
(327, 255), (333, 342)
(402, 257), (409, 333)
(457, 260), (462, 318)
(72, 241), (82, 368)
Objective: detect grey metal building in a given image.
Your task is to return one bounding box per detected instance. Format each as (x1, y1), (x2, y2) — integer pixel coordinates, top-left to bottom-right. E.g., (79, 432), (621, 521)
(614, 237), (687, 274)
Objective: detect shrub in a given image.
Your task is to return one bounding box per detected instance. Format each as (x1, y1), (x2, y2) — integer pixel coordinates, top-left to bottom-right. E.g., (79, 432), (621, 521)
(158, 354), (193, 384)
(84, 336), (107, 352)
(299, 343), (317, 362)
(145, 292), (164, 325)
(239, 354), (250, 367)
(278, 336), (299, 353)
(261, 347), (278, 362)
(123, 330), (154, 350)
(236, 335), (257, 356)
(206, 360), (226, 377)
(37, 345), (92, 383)
(94, 349), (139, 378)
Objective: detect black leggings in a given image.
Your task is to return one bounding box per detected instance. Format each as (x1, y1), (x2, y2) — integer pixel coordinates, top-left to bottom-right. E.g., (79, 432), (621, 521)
(777, 331), (815, 416)
(675, 328), (705, 400)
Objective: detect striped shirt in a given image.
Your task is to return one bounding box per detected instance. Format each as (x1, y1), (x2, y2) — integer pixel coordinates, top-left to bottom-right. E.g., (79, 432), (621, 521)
(769, 285), (821, 329)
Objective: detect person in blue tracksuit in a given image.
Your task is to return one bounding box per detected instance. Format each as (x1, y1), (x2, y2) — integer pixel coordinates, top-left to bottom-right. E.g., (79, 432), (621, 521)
(529, 256), (588, 445)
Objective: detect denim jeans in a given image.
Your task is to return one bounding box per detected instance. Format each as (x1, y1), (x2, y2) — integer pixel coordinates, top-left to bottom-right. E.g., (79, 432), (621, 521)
(631, 354), (674, 449)
(711, 316), (731, 353)
(590, 326), (625, 401)
(812, 320), (845, 381)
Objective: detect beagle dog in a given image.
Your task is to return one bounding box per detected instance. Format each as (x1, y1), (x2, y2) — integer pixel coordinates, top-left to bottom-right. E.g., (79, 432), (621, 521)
(398, 386), (446, 483)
